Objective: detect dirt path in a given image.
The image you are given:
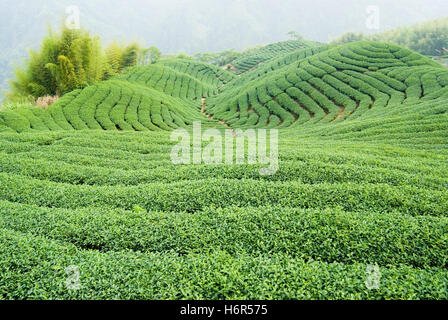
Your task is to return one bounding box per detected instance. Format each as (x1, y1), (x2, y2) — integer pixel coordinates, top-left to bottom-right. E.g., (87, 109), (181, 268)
(333, 106), (346, 121)
(201, 98), (235, 135)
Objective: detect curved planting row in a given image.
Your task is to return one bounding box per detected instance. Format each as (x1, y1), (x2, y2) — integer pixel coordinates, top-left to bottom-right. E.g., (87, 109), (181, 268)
(206, 41), (448, 128)
(225, 46), (330, 91)
(158, 58), (237, 86)
(1, 40), (448, 300)
(3, 41), (446, 133)
(120, 65), (218, 101)
(0, 125), (448, 300)
(0, 58), (238, 132)
(121, 59), (237, 101)
(231, 39), (321, 74)
(0, 80), (203, 133)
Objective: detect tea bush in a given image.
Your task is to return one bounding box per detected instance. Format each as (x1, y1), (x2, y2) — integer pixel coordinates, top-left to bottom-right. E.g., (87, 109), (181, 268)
(1, 40), (448, 300)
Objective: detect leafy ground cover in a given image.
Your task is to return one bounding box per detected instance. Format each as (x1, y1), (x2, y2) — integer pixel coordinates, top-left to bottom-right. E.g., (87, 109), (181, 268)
(0, 40), (447, 300)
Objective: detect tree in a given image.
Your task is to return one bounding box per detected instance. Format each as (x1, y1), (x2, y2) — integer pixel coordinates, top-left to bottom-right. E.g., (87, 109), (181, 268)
(330, 32), (365, 45)
(104, 41), (148, 78)
(288, 31), (304, 41)
(121, 42), (143, 68)
(138, 48), (151, 66)
(175, 52), (192, 60)
(330, 17), (448, 56)
(9, 26), (106, 99)
(148, 46), (162, 64)
(104, 41), (123, 78)
(194, 50), (242, 67)
(7, 24), (164, 101)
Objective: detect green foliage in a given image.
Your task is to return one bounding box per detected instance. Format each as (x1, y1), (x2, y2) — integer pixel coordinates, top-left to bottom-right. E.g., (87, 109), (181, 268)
(1, 40), (448, 300)
(207, 41), (447, 128)
(0, 80), (204, 132)
(1, 201), (448, 268)
(0, 96), (35, 111)
(287, 31), (304, 41)
(8, 26), (154, 102)
(194, 49), (242, 67)
(9, 27), (106, 99)
(232, 40), (321, 74)
(148, 46), (162, 64)
(331, 32), (365, 45)
(331, 16), (448, 56)
(104, 41), (123, 77)
(121, 43), (141, 68)
(0, 122), (448, 299)
(104, 41), (149, 78)
(2, 225), (447, 300)
(0, 56), (237, 132)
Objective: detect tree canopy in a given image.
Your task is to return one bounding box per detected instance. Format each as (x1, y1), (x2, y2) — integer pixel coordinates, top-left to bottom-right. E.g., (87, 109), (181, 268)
(331, 16), (448, 56)
(8, 26), (160, 101)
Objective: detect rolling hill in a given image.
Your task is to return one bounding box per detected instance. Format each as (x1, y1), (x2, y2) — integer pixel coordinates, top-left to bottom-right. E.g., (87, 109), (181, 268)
(0, 59), (235, 133)
(0, 40), (447, 300)
(1, 41), (447, 134)
(4, 0), (448, 100)
(230, 39), (321, 74)
(208, 41), (448, 127)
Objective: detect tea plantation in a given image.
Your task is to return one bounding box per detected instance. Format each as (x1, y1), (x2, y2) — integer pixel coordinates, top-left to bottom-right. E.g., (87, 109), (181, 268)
(0, 41), (447, 300)
(231, 39), (321, 74)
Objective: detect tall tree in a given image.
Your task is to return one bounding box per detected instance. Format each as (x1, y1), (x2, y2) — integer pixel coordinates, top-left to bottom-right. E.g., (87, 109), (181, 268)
(9, 26), (107, 99)
(148, 46), (162, 64)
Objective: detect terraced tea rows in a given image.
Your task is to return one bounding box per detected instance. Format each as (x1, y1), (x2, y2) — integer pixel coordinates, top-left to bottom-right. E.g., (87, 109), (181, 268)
(0, 123), (447, 299)
(231, 39), (321, 74)
(1, 40), (448, 300)
(206, 41), (448, 128)
(120, 59), (237, 101)
(158, 59), (237, 86)
(0, 81), (207, 133)
(3, 41), (447, 133)
(0, 58), (236, 133)
(227, 46), (331, 89)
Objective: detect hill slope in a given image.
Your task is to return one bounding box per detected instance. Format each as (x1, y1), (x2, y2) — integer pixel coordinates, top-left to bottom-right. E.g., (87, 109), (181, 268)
(0, 41), (448, 300)
(231, 39), (321, 74)
(0, 59), (236, 133)
(207, 41), (448, 128)
(2, 41), (448, 133)
(3, 0), (448, 100)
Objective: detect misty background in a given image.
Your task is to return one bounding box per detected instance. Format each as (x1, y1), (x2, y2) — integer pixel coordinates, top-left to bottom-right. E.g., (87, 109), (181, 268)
(2, 0), (448, 98)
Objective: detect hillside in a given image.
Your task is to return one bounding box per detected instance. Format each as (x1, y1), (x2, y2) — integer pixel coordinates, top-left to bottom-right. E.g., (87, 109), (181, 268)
(3, 0), (448, 100)
(2, 41), (447, 133)
(230, 40), (321, 73)
(0, 59), (236, 133)
(0, 41), (448, 300)
(208, 41), (448, 128)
